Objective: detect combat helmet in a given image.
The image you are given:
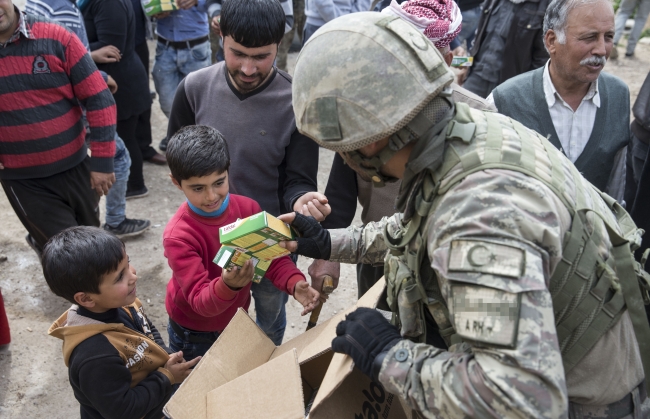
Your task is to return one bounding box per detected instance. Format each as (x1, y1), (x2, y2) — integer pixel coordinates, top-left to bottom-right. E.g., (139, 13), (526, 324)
(293, 12), (455, 186)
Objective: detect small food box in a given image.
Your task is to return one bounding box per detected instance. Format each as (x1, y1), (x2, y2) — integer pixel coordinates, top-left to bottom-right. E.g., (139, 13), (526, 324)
(218, 211), (293, 264)
(212, 246), (271, 283)
(451, 56), (473, 67)
(141, 0), (177, 17)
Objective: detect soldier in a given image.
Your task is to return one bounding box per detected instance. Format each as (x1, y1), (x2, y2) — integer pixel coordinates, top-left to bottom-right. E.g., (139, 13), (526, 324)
(279, 12), (650, 418)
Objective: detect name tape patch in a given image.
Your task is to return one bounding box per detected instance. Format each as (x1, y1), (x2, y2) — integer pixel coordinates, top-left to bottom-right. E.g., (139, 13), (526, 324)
(448, 240), (525, 278)
(451, 285), (520, 347)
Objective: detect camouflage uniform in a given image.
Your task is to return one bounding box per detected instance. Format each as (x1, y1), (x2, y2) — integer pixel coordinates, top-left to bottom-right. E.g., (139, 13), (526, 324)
(292, 12), (650, 419)
(329, 106), (647, 418)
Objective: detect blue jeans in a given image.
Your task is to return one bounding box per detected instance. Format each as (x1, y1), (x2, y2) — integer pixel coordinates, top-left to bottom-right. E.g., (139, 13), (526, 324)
(614, 0), (650, 55)
(251, 277), (289, 345)
(167, 321), (220, 361)
(458, 5), (481, 48)
(105, 135), (130, 227)
(152, 40), (212, 118)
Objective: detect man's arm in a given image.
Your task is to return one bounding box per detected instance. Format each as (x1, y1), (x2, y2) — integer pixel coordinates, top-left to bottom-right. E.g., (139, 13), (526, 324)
(530, 26), (550, 70)
(64, 24), (116, 176)
(87, 0), (129, 52)
(321, 153), (358, 229)
(312, 0), (344, 22)
(167, 78), (196, 139)
(282, 129), (319, 213)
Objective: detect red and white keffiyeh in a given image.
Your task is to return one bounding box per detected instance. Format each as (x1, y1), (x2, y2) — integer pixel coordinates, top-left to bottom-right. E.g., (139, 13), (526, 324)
(381, 0), (462, 49)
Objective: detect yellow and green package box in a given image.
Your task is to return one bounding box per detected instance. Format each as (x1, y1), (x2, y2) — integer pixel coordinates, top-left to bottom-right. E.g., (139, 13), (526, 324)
(218, 210), (294, 265)
(141, 0), (177, 17)
(213, 246), (271, 283)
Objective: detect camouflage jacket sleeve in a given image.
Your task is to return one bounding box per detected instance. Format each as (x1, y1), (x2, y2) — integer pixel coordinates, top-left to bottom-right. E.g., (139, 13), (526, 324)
(328, 213), (402, 265)
(379, 169), (573, 419)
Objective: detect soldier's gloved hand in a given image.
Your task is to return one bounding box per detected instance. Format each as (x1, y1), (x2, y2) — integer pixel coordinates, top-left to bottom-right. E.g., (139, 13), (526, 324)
(332, 308), (402, 379)
(278, 212), (331, 260)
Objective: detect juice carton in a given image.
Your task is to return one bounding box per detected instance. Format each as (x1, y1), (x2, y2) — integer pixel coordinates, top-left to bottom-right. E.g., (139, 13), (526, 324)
(141, 0), (178, 17)
(213, 246), (271, 283)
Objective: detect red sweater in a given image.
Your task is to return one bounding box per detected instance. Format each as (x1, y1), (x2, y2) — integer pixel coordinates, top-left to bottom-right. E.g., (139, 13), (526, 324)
(163, 194), (304, 332)
(0, 13), (116, 179)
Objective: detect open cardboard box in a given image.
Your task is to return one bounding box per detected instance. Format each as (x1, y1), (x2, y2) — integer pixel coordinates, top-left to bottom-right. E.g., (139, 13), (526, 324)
(164, 278), (410, 419)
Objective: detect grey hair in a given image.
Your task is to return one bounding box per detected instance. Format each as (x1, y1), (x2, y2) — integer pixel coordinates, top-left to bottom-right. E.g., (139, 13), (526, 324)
(543, 0), (610, 44)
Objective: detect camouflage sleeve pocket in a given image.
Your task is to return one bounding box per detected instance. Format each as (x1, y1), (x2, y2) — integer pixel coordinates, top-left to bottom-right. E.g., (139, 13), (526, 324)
(445, 238), (547, 294)
(449, 284), (521, 348)
(443, 238), (547, 347)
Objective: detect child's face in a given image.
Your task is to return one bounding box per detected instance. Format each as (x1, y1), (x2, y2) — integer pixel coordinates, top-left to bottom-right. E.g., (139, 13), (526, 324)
(85, 253), (138, 312)
(172, 171), (230, 214)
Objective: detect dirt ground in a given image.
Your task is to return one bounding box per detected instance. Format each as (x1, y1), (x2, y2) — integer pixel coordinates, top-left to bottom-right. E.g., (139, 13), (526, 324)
(1, 10), (650, 416)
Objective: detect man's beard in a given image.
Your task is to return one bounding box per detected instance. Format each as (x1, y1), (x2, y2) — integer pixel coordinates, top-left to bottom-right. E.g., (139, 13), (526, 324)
(227, 68), (273, 93)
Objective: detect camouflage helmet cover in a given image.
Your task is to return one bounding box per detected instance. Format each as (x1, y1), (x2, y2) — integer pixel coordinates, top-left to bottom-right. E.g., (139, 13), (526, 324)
(292, 12), (455, 152)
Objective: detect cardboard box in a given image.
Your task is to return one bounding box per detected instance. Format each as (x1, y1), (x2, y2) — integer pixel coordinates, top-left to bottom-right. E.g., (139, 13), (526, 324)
(219, 211), (293, 262)
(141, 0), (177, 17)
(164, 279), (410, 419)
(212, 246), (271, 283)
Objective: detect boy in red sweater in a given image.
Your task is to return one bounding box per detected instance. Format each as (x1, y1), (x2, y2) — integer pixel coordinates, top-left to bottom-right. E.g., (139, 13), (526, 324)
(163, 125), (320, 359)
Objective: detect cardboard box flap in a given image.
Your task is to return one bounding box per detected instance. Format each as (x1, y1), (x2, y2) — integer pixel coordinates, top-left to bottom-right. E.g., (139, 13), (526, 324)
(309, 362), (408, 419)
(164, 309), (276, 419)
(273, 315), (334, 363)
(206, 349), (304, 419)
(356, 276), (385, 309)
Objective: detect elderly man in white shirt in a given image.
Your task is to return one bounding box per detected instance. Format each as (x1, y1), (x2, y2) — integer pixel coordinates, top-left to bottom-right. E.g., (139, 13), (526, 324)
(486, 0), (630, 201)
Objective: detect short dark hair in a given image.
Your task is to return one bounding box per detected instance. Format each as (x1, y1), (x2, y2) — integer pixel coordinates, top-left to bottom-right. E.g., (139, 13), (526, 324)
(166, 125), (231, 184)
(220, 0), (285, 48)
(41, 227), (126, 303)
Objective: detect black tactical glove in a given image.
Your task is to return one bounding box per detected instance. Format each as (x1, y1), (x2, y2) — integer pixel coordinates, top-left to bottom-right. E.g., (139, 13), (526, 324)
(332, 308), (402, 379)
(290, 212), (331, 260)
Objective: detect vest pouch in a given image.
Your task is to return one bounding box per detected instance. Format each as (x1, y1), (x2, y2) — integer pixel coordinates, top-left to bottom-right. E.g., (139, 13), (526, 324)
(397, 282), (424, 338)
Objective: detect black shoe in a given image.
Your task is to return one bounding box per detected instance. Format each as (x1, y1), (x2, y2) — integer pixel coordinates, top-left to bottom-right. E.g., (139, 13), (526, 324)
(625, 51), (634, 57)
(159, 136), (169, 152)
(125, 186), (149, 200)
(25, 234), (42, 259)
(104, 218), (151, 238)
(150, 90), (157, 100)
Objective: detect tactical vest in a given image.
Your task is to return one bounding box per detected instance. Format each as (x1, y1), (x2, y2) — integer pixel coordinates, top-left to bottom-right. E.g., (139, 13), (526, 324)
(383, 102), (650, 377)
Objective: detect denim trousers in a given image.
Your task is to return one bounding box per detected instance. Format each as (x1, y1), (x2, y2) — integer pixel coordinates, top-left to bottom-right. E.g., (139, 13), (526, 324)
(252, 277), (289, 345)
(167, 321), (220, 361)
(152, 40), (212, 118)
(105, 135), (130, 227)
(614, 0), (650, 55)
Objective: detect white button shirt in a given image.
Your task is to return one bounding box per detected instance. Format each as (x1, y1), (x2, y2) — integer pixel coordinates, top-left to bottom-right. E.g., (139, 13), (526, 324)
(487, 61), (600, 163)
(542, 61), (600, 163)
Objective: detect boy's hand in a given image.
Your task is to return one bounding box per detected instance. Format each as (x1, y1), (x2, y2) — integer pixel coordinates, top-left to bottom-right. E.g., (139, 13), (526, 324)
(293, 192), (331, 222)
(293, 281), (320, 316)
(165, 351), (201, 384)
(222, 260), (254, 289)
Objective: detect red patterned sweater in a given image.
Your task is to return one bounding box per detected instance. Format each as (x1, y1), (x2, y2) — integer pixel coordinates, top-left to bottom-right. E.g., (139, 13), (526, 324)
(0, 12), (116, 179)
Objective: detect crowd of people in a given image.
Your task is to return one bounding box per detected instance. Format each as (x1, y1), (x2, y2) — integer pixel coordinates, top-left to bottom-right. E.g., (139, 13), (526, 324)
(1, 0), (650, 417)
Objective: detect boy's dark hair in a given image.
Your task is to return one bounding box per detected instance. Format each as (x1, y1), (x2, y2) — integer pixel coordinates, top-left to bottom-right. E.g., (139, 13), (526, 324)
(41, 226), (126, 303)
(167, 125), (231, 184)
(220, 0), (285, 48)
